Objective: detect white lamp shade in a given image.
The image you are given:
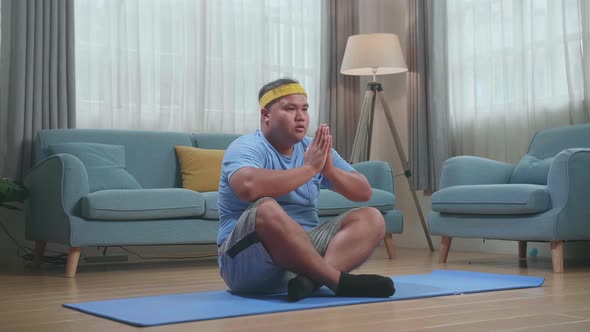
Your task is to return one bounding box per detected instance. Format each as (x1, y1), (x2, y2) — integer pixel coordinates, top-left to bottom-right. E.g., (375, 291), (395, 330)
(340, 33), (407, 76)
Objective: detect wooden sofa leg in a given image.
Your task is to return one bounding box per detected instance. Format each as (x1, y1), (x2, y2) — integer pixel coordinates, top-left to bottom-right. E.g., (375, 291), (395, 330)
(383, 233), (396, 259)
(551, 241), (564, 273)
(65, 247), (81, 278)
(33, 240), (46, 268)
(439, 236), (452, 263)
(518, 241), (527, 260)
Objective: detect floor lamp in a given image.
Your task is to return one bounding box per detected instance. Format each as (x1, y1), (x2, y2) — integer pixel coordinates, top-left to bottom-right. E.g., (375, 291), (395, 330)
(341, 33), (434, 251)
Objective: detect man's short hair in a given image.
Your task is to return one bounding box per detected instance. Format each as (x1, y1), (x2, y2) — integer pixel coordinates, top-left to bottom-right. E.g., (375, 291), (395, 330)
(258, 78), (300, 109)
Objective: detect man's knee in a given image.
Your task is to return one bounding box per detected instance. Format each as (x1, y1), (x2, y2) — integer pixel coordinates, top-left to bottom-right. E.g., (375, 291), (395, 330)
(350, 207), (386, 238)
(255, 198), (283, 231)
(367, 207), (386, 236)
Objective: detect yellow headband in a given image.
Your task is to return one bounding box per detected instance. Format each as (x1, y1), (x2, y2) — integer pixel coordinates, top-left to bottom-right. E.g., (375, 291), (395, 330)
(259, 83), (307, 109)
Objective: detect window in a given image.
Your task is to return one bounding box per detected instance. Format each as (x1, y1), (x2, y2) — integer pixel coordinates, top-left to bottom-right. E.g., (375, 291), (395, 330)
(447, 0), (583, 118)
(75, 0), (323, 133)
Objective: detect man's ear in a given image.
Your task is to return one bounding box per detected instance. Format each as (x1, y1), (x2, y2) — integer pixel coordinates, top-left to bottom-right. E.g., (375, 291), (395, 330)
(261, 108), (271, 125)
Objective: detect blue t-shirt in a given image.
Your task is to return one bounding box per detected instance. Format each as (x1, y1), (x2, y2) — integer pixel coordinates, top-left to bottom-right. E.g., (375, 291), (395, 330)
(217, 129), (354, 246)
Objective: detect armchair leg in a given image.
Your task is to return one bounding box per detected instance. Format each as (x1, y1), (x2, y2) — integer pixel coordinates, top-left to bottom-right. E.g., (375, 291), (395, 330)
(383, 233), (396, 259)
(518, 241), (527, 260)
(65, 247), (81, 278)
(33, 240), (46, 268)
(550, 241), (564, 273)
(439, 236), (452, 263)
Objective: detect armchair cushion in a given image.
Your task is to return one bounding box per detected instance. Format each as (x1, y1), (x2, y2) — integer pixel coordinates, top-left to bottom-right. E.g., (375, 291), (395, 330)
(48, 143), (141, 192)
(432, 184), (551, 215)
(81, 188), (206, 220)
(439, 156), (514, 188)
(317, 189), (395, 216)
(510, 154), (554, 185)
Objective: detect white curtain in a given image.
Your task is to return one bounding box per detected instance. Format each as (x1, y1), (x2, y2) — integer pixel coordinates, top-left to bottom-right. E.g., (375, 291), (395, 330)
(74, 0), (322, 134)
(441, 0), (588, 163)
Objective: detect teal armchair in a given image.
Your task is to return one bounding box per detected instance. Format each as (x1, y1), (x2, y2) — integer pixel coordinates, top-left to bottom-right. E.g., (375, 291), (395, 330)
(429, 124), (590, 273)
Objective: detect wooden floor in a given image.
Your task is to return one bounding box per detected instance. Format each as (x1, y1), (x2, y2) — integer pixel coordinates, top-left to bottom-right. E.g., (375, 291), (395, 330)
(1, 246), (590, 332)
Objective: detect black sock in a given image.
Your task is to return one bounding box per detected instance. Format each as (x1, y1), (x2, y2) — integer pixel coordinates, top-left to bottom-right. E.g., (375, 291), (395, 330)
(336, 272), (395, 298)
(287, 275), (320, 302)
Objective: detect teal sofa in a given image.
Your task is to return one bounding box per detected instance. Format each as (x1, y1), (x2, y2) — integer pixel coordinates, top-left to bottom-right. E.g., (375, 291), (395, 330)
(24, 129), (403, 277)
(429, 124), (590, 273)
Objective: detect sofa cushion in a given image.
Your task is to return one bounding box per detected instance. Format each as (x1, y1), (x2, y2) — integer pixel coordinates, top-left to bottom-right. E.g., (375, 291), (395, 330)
(81, 188), (205, 220)
(48, 142), (141, 192)
(175, 146), (225, 192)
(318, 189), (395, 216)
(37, 129), (196, 189)
(201, 192), (219, 219)
(510, 154), (554, 185)
(431, 184), (551, 215)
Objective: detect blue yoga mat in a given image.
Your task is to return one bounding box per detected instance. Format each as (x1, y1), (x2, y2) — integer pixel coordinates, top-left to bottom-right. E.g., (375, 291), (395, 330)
(63, 270), (544, 327)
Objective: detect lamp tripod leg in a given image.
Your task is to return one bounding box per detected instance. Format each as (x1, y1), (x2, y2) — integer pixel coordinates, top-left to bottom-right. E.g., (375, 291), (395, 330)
(376, 90), (435, 252)
(350, 89), (376, 164)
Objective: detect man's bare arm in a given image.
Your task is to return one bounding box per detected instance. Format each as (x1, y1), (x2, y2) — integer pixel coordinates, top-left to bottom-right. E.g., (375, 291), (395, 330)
(322, 167), (372, 202)
(230, 166), (316, 201)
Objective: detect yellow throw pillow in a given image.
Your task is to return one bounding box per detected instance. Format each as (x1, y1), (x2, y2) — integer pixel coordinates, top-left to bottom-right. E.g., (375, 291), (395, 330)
(175, 146), (225, 192)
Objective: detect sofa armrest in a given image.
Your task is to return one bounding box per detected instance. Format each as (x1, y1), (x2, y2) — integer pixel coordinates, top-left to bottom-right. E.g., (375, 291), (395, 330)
(23, 154), (90, 245)
(547, 148), (590, 239)
(439, 156), (515, 189)
(351, 160), (394, 194)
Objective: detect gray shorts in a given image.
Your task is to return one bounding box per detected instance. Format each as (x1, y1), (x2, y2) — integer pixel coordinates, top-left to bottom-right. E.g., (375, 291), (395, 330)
(218, 198), (358, 294)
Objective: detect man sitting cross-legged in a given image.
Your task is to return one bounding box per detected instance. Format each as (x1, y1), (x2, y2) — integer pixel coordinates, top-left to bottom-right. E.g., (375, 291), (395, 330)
(217, 78), (395, 301)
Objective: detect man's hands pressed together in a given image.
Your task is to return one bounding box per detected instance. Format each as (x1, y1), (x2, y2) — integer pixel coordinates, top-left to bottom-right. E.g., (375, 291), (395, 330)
(308, 124), (372, 202)
(304, 124), (332, 174)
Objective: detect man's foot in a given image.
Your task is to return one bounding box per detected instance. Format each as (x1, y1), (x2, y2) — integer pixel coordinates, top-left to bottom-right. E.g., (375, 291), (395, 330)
(287, 275), (320, 302)
(336, 272), (395, 298)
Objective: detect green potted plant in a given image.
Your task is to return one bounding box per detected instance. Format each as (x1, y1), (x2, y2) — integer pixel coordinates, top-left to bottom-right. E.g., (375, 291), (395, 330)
(0, 178), (29, 210)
